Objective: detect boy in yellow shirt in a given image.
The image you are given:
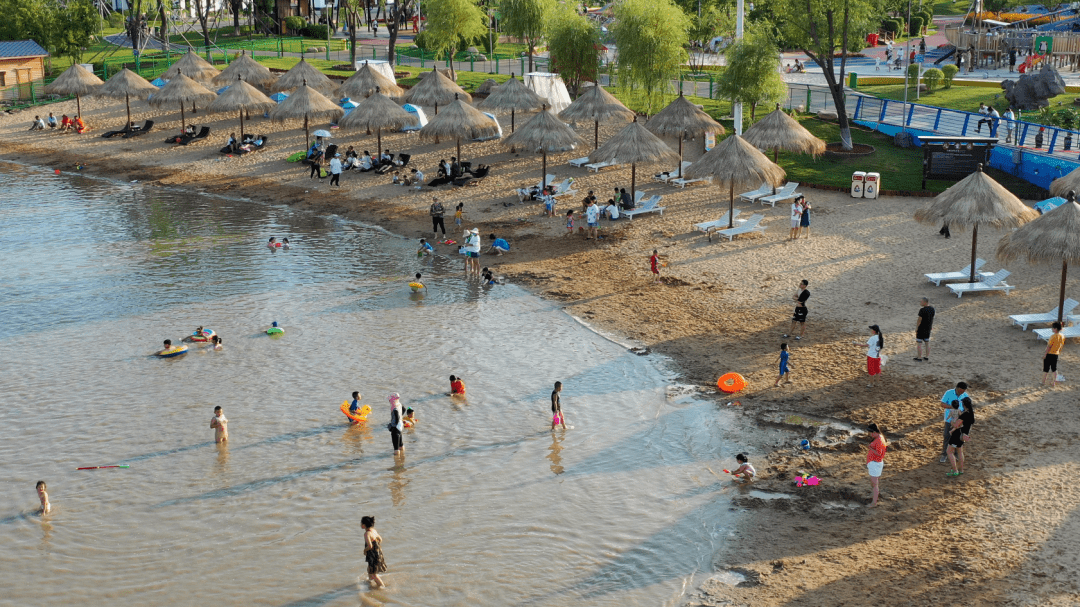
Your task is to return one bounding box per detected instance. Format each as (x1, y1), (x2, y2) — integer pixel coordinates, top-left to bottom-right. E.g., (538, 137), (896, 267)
(1042, 322), (1065, 387)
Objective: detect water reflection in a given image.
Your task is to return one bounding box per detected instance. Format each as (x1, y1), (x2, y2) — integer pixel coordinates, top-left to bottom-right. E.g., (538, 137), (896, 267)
(548, 432), (565, 475)
(389, 457), (409, 507)
(215, 442), (230, 473)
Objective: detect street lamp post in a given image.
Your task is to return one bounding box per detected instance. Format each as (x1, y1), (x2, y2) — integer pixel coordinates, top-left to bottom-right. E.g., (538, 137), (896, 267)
(734, 0), (744, 135)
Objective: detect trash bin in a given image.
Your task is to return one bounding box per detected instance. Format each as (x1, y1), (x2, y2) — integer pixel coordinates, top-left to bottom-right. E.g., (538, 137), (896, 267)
(866, 33), (879, 47)
(865, 172), (880, 199)
(849, 72), (858, 88)
(851, 171), (866, 198)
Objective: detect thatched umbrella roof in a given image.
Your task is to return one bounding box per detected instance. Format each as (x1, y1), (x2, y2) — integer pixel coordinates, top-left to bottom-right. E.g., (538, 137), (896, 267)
(162, 51), (221, 83)
(418, 94), (499, 162)
(95, 68), (157, 126)
(212, 51), (276, 88)
(208, 76), (275, 139)
(338, 63), (404, 100)
(589, 118), (678, 202)
(685, 134), (786, 229)
(338, 87), (418, 157)
(502, 105), (584, 189)
(558, 83), (634, 149)
(403, 68), (471, 114)
(915, 164), (1038, 282)
(43, 63), (103, 117)
(742, 104), (825, 162)
(268, 80), (344, 148)
(998, 191), (1080, 323)
(271, 58), (337, 95)
(148, 71), (217, 131)
(1049, 165), (1080, 198)
(475, 79), (499, 95)
(644, 92), (725, 178)
(478, 75), (546, 132)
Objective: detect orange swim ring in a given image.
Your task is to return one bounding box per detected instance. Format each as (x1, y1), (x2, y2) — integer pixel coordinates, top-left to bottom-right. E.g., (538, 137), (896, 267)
(717, 372), (746, 393)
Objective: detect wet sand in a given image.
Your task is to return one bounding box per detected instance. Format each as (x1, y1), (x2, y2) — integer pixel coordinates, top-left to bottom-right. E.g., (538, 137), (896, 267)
(3, 96), (1080, 606)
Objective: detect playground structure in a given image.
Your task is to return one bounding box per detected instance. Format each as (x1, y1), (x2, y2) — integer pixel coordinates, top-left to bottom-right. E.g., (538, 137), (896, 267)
(943, 27), (1080, 71)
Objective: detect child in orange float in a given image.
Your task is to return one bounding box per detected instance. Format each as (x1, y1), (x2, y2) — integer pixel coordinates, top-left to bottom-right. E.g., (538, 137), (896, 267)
(449, 375), (466, 395)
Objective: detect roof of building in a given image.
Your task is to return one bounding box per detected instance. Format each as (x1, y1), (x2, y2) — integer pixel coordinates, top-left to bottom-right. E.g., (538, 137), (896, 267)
(0, 40), (50, 59)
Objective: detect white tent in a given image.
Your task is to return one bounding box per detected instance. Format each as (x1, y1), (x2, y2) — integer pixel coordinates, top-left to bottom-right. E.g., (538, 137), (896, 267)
(401, 103), (429, 131)
(353, 59), (397, 83)
(524, 72), (571, 114)
(474, 112), (503, 141)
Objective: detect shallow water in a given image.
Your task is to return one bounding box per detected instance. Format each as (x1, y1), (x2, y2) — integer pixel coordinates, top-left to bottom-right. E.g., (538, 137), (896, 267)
(0, 163), (738, 607)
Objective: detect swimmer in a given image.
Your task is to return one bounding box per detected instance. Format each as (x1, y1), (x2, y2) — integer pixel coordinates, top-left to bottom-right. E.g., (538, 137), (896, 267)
(282, 237), (291, 250)
(350, 391), (362, 415)
(210, 406), (228, 443)
(449, 374), (466, 395)
(731, 453), (755, 482)
(417, 238), (434, 257)
(195, 326), (206, 337)
(36, 481), (51, 514)
(551, 381), (567, 430)
(268, 236), (277, 248)
(412, 273), (425, 290)
(158, 339), (174, 355)
(210, 335), (222, 350)
(403, 407), (417, 428)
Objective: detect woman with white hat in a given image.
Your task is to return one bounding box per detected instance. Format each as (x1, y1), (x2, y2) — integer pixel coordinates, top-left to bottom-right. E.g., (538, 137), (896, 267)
(463, 228), (482, 277)
(388, 394), (405, 455)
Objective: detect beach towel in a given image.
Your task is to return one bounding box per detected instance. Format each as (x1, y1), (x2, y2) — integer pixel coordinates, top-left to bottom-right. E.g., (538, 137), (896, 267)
(286, 151), (306, 163)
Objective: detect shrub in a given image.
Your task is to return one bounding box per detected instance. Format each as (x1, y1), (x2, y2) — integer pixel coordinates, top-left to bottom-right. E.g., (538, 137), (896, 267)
(284, 16), (305, 35)
(942, 63), (958, 88)
(908, 16), (924, 36)
(920, 10), (933, 29)
(108, 12), (125, 29)
(303, 24), (331, 40)
(907, 62), (921, 83)
(880, 20), (899, 34)
(923, 67), (943, 91)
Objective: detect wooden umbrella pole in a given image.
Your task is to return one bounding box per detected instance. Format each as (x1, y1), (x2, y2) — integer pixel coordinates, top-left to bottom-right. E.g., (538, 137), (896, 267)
(377, 128), (382, 158)
(631, 163), (636, 204)
(180, 103), (186, 131)
(125, 93), (132, 126)
(511, 109), (516, 133)
(969, 224), (979, 283)
(1059, 260), (1069, 324)
(729, 183), (735, 229)
(456, 138), (462, 165)
(542, 150), (547, 191)
(678, 136), (684, 178)
(435, 103), (439, 144)
(76, 94), (82, 118)
(594, 120), (599, 150)
(304, 114), (309, 149)
(239, 108), (245, 139)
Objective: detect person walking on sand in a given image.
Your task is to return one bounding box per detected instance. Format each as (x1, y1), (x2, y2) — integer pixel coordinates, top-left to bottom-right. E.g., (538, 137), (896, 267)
(938, 381), (968, 463)
(388, 394), (405, 455)
(551, 381), (567, 430)
(650, 250), (661, 284)
(859, 325), (884, 387)
(430, 197), (446, 239)
(784, 279), (810, 340)
(361, 516), (388, 588)
(585, 199), (600, 240)
(915, 297), (935, 361)
(1042, 321), (1065, 386)
(774, 343), (793, 387)
(945, 399), (971, 477)
(798, 196), (811, 239)
(865, 423), (886, 508)
(210, 406), (228, 443)
(329, 153), (343, 187)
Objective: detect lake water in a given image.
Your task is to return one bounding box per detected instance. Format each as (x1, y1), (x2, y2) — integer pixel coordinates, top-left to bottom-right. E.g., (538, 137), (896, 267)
(0, 162), (738, 607)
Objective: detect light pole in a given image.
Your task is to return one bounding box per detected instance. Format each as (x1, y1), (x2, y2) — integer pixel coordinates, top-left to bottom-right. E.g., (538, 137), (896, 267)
(734, 0), (744, 135)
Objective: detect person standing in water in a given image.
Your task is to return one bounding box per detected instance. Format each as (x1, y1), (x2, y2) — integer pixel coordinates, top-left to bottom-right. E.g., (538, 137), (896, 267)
(361, 515), (388, 588)
(37, 481), (51, 514)
(551, 381), (567, 429)
(388, 394), (404, 455)
(449, 375), (466, 395)
(210, 406), (228, 443)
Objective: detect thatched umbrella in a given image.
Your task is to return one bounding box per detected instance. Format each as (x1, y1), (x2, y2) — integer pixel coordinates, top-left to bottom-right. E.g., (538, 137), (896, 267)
(588, 118), (678, 203)
(915, 164), (1039, 283)
(148, 71), (217, 131)
(1049, 165), (1080, 198)
(478, 74), (545, 133)
(645, 92), (725, 178)
(43, 63), (103, 118)
(502, 105), (584, 189)
(338, 87), (417, 157)
(212, 51), (276, 89)
(998, 191), (1080, 324)
(559, 83), (634, 150)
(162, 51), (221, 83)
(208, 76), (275, 139)
(403, 67), (471, 115)
(268, 80), (344, 148)
(685, 134), (786, 229)
(418, 93), (499, 163)
(271, 58), (337, 96)
(743, 104), (825, 163)
(95, 68), (157, 127)
(338, 63), (404, 100)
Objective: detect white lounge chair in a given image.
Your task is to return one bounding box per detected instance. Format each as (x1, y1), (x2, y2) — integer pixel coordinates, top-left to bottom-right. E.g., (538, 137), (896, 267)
(715, 213), (766, 241)
(670, 174), (709, 188)
(738, 183), (771, 204)
(515, 174), (558, 201)
(1034, 324), (1080, 341)
(585, 159), (619, 172)
(550, 179), (578, 198)
(569, 157), (590, 167)
(759, 182), (800, 207)
(1010, 298), (1080, 330)
(654, 162), (693, 183)
(623, 195), (665, 220)
(925, 259), (991, 286)
(694, 209), (743, 241)
(948, 269), (1014, 298)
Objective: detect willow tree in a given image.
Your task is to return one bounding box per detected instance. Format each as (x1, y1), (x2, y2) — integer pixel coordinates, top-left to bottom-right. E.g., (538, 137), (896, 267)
(612, 0), (690, 113)
(424, 0), (487, 80)
(775, 0), (877, 150)
(501, 0), (554, 73)
(716, 24), (786, 121)
(546, 6), (601, 97)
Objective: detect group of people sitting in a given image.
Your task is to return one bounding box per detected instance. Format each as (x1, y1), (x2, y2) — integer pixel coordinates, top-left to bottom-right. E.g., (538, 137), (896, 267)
(426, 156), (490, 187)
(784, 59), (807, 73)
(582, 189), (635, 219)
(223, 132), (265, 154)
(29, 112), (86, 134)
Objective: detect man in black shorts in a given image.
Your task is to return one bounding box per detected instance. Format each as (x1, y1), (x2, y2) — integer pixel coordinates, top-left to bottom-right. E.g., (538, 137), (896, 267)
(915, 297), (935, 361)
(783, 279), (810, 340)
(430, 196), (445, 239)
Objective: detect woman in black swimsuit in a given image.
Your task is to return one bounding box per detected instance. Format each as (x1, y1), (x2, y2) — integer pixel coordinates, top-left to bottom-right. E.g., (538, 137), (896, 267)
(362, 515), (388, 588)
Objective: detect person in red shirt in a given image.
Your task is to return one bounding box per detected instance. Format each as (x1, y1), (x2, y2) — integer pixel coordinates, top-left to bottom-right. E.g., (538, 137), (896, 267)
(449, 375), (466, 395)
(650, 249), (661, 284)
(866, 423), (887, 508)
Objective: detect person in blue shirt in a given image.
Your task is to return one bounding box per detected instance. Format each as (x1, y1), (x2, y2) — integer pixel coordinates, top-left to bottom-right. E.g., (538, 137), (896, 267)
(774, 343), (792, 387)
(417, 238), (434, 257)
(487, 233), (510, 255)
(350, 391), (362, 414)
(939, 381), (969, 463)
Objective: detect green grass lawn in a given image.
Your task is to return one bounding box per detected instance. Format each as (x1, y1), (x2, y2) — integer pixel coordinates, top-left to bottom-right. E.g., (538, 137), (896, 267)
(858, 83), (1076, 112)
(931, 0), (972, 16)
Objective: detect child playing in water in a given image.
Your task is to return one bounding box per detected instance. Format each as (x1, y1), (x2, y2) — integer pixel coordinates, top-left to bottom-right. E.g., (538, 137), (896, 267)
(412, 273), (425, 290)
(449, 375), (466, 395)
(350, 391), (362, 415)
(403, 407), (417, 428)
(210, 335), (222, 350)
(551, 381), (567, 429)
(774, 343), (792, 387)
(731, 454), (755, 482)
(282, 238), (291, 250)
(210, 406), (228, 443)
(37, 481), (51, 514)
(362, 515), (387, 588)
(417, 238), (434, 257)
(158, 339), (174, 355)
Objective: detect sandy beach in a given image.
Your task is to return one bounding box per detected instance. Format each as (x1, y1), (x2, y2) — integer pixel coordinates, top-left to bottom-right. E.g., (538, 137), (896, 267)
(4, 94), (1080, 606)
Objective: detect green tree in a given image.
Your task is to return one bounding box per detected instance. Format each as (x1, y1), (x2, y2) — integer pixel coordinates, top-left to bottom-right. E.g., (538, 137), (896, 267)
(500, 0), (554, 73)
(773, 0), (878, 150)
(546, 5), (601, 97)
(424, 0), (487, 79)
(0, 0), (54, 51)
(942, 63), (958, 88)
(52, 0), (99, 64)
(716, 24), (786, 120)
(612, 0), (690, 113)
(378, 0), (417, 65)
(687, 4), (732, 73)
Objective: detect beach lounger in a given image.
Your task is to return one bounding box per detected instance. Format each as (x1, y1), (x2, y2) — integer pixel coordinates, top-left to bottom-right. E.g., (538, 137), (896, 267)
(550, 179), (577, 198)
(1010, 299), (1079, 330)
(670, 174), (708, 188)
(1034, 324), (1080, 341)
(623, 195), (665, 220)
(758, 182), (800, 207)
(122, 120), (153, 138)
(569, 157), (590, 167)
(586, 159), (619, 173)
(738, 183), (771, 204)
(654, 162), (693, 183)
(925, 259), (991, 286)
(948, 269), (1014, 298)
(694, 209), (743, 241)
(715, 213), (766, 241)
